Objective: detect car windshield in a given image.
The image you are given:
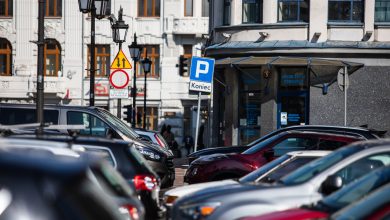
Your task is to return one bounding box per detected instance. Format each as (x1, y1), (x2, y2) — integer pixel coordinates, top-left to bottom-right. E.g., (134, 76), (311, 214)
(97, 109), (139, 139)
(281, 146), (362, 186)
(320, 167), (390, 211)
(242, 133), (285, 154)
(239, 154), (291, 183)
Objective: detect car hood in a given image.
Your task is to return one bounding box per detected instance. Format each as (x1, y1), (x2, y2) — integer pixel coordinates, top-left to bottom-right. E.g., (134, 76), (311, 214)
(164, 179), (238, 199)
(243, 208), (329, 220)
(191, 153), (247, 165)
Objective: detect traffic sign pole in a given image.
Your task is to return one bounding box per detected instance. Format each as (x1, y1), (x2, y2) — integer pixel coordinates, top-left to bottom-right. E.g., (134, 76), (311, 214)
(194, 91), (202, 152)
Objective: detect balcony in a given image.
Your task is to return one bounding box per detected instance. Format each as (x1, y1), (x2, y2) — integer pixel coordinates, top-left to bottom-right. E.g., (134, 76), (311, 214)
(172, 17), (208, 35)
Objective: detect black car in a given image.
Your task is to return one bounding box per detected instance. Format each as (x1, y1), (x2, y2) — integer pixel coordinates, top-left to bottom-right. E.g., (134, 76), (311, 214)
(6, 134), (163, 220)
(188, 125), (383, 163)
(0, 103), (175, 188)
(0, 146), (126, 220)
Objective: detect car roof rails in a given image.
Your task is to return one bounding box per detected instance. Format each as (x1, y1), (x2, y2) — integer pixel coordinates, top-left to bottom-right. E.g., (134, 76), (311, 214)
(0, 123), (85, 138)
(359, 124), (387, 138)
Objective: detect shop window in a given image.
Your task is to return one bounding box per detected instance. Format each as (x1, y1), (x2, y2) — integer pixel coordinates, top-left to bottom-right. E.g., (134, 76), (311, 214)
(375, 0), (390, 22)
(44, 39), (61, 77)
(137, 45), (159, 78)
(88, 45), (110, 77)
(278, 0), (309, 22)
(136, 107), (158, 130)
(223, 0), (231, 25)
(45, 0), (62, 17)
(242, 0), (262, 24)
(0, 0), (12, 17)
(202, 0), (209, 17)
(0, 38), (12, 76)
(328, 0), (363, 22)
(185, 0), (193, 16)
(138, 0), (160, 17)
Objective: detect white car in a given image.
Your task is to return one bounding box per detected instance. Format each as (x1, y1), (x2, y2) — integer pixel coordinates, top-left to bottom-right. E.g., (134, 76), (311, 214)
(164, 151), (330, 207)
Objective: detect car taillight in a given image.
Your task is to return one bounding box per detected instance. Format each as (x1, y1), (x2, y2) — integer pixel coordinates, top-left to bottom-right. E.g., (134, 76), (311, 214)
(134, 175), (158, 191)
(121, 205), (140, 220)
(154, 134), (165, 148)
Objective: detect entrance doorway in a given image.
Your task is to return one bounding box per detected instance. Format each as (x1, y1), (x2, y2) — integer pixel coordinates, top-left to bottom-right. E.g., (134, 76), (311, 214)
(277, 67), (309, 128)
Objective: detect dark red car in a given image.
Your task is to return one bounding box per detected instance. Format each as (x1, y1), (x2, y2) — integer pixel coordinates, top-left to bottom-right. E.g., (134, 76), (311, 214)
(184, 131), (361, 184)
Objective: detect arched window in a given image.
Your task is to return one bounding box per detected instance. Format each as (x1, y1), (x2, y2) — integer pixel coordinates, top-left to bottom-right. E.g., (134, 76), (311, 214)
(44, 39), (61, 77)
(0, 38), (12, 76)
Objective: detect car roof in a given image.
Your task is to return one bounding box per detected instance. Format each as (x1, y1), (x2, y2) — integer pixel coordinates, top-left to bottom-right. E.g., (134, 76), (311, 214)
(0, 103), (102, 111)
(281, 130), (362, 139)
(286, 150), (331, 157)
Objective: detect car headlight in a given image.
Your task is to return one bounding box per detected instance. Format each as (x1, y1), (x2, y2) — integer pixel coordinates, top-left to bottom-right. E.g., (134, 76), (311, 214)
(134, 144), (162, 161)
(179, 202), (220, 220)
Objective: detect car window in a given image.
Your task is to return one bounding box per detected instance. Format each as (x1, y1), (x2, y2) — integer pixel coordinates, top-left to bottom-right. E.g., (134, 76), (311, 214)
(272, 137), (318, 157)
(83, 146), (116, 168)
(97, 109), (139, 139)
(0, 108), (59, 125)
(317, 139), (352, 150)
(243, 133), (285, 154)
(259, 157), (317, 183)
(332, 153), (390, 186)
(139, 134), (153, 142)
(67, 111), (110, 137)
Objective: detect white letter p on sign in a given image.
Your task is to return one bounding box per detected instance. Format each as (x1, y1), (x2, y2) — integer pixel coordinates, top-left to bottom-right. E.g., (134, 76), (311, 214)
(195, 61), (209, 78)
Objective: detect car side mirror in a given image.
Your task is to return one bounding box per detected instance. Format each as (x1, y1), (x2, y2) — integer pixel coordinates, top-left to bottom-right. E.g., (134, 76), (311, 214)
(321, 175), (343, 195)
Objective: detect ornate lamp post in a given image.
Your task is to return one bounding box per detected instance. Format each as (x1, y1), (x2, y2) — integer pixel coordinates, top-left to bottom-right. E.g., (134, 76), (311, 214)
(78, 0), (109, 106)
(141, 55), (152, 129)
(109, 7), (129, 118)
(128, 33), (143, 127)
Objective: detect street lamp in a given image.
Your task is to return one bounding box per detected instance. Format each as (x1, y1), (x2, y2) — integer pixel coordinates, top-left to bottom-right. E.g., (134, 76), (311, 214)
(109, 6), (129, 118)
(128, 33), (143, 127)
(141, 55), (152, 129)
(78, 0), (109, 106)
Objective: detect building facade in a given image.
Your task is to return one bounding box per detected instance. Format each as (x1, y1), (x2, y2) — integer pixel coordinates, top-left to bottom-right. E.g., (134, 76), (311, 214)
(207, 0), (390, 146)
(0, 0), (209, 145)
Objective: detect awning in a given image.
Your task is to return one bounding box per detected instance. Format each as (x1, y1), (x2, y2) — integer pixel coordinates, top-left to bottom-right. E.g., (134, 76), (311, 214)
(215, 56), (364, 86)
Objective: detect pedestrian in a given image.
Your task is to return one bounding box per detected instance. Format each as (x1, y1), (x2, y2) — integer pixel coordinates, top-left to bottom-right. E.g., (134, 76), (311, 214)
(163, 125), (175, 147)
(183, 135), (194, 156)
(160, 124), (167, 135)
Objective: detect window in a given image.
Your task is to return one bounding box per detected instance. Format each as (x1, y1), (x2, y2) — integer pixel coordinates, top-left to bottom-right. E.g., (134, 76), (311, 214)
(185, 0), (193, 16)
(182, 45), (192, 77)
(83, 147), (116, 168)
(375, 0), (390, 22)
(88, 45), (110, 77)
(45, 0), (62, 17)
(136, 107), (158, 130)
(0, 38), (12, 76)
(328, 0), (364, 22)
(137, 45), (159, 78)
(223, 0), (231, 25)
(138, 0), (160, 17)
(67, 111), (111, 137)
(272, 137), (318, 156)
(87, 0), (111, 18)
(202, 0), (209, 17)
(0, 108), (59, 125)
(44, 39), (61, 77)
(242, 0), (262, 23)
(0, 0), (12, 17)
(278, 0), (309, 22)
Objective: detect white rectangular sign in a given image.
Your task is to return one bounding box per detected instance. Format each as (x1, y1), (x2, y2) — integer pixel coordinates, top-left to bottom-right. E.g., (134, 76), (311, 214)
(109, 88), (129, 99)
(189, 81), (212, 93)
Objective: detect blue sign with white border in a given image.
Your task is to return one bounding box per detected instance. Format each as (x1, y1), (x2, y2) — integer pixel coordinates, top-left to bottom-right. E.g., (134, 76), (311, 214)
(189, 56), (215, 93)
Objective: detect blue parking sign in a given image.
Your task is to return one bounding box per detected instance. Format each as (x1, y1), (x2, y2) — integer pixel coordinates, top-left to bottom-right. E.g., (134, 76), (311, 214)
(189, 57), (215, 93)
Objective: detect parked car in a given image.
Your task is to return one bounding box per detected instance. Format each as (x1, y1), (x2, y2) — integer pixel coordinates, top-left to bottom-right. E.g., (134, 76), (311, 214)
(0, 137), (145, 220)
(164, 151), (330, 208)
(331, 183), (390, 220)
(134, 128), (170, 150)
(5, 134), (162, 220)
(243, 165), (390, 220)
(0, 103), (175, 188)
(172, 139), (390, 220)
(185, 131), (362, 184)
(0, 143), (127, 220)
(187, 125), (382, 163)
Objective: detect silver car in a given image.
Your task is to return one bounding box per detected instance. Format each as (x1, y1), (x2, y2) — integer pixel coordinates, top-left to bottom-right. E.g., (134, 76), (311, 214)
(172, 139), (390, 220)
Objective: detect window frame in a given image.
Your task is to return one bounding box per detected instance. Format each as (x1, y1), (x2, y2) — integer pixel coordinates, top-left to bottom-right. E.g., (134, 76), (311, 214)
(136, 106), (158, 130)
(277, 0), (309, 22)
(202, 0), (209, 17)
(181, 44), (193, 77)
(44, 39), (61, 77)
(45, 0), (62, 17)
(137, 45), (160, 78)
(242, 0), (263, 24)
(184, 0), (193, 17)
(0, 38), (12, 76)
(328, 0), (364, 23)
(138, 0), (160, 17)
(87, 45), (110, 78)
(0, 0), (13, 17)
(375, 0), (390, 22)
(223, 0), (231, 25)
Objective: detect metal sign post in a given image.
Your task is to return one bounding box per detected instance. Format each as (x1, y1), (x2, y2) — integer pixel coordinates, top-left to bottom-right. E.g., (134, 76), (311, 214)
(337, 67), (349, 127)
(189, 57), (215, 152)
